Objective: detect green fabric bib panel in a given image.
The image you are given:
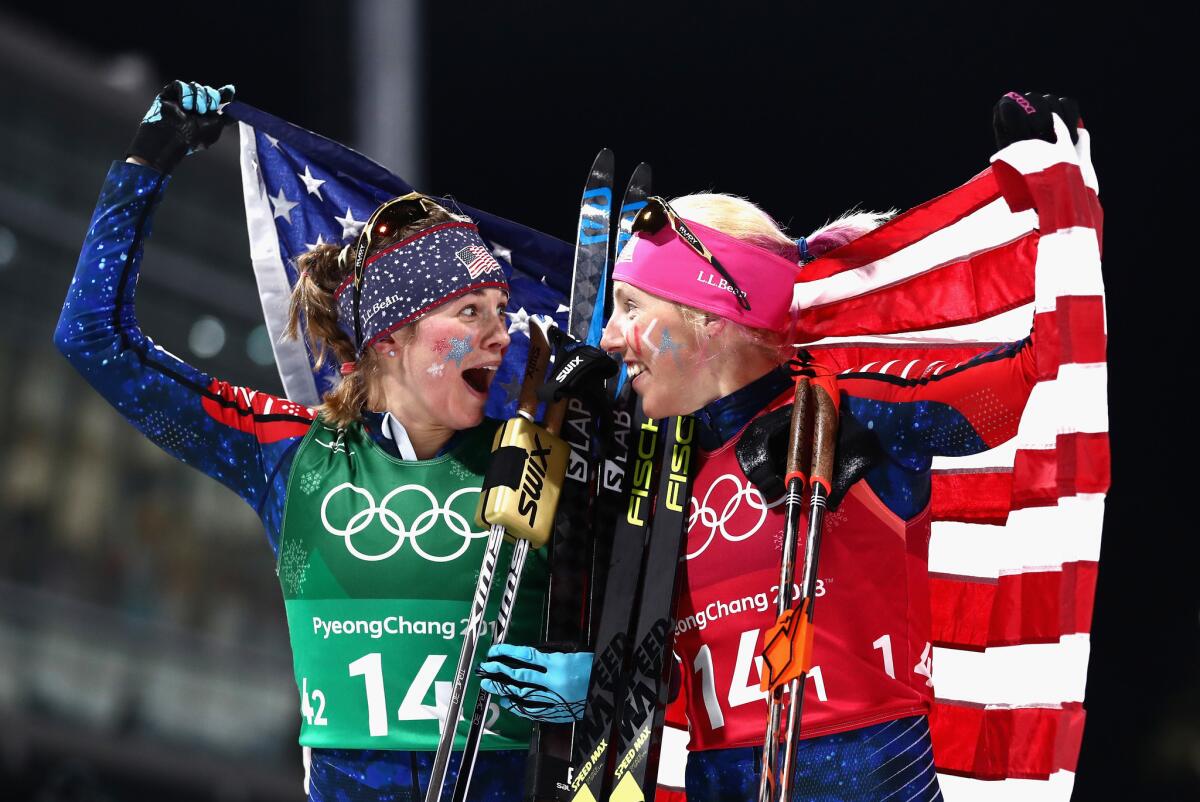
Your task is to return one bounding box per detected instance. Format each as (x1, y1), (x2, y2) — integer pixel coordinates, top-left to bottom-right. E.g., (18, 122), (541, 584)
(279, 419), (547, 751)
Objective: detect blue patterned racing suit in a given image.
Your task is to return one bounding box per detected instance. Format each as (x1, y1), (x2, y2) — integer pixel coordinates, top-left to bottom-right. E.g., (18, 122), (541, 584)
(54, 160), (521, 802)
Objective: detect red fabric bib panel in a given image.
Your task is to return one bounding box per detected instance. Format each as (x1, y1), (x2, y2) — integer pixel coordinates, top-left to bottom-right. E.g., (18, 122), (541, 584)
(673, 392), (934, 751)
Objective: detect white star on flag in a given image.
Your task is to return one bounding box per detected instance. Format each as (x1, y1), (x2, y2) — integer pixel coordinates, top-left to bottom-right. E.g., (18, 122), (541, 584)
(556, 303), (570, 314)
(297, 165), (326, 199)
(335, 208), (365, 240)
(488, 241), (513, 263)
(506, 307), (533, 335)
(264, 134), (280, 149)
(304, 233), (326, 251)
(269, 188), (298, 224)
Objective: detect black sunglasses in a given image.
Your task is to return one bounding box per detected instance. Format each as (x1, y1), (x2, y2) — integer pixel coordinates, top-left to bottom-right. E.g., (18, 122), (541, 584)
(631, 196), (751, 312)
(349, 196), (433, 351)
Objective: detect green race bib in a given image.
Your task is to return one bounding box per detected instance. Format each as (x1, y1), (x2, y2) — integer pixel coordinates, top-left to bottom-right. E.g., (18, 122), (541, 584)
(278, 420), (546, 751)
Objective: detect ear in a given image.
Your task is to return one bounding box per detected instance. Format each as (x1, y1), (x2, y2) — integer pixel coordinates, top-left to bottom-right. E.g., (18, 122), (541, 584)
(369, 335), (397, 355)
(702, 315), (727, 339)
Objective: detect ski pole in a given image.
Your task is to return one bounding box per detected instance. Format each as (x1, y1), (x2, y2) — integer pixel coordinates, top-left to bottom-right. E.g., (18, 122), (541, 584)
(451, 392), (569, 802)
(779, 374), (839, 799)
(757, 374), (812, 802)
(425, 324), (566, 802)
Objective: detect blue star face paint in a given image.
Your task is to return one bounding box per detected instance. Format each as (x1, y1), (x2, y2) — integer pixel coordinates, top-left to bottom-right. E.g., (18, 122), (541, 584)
(658, 327), (683, 364)
(444, 335), (473, 367)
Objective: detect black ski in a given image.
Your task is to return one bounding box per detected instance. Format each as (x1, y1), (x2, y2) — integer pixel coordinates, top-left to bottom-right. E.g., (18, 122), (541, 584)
(521, 149), (615, 802)
(588, 162), (653, 641)
(604, 414), (696, 802)
(567, 399), (664, 802)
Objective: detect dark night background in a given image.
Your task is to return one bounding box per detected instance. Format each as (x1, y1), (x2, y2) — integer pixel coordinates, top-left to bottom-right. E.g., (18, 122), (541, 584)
(0, 1), (1191, 800)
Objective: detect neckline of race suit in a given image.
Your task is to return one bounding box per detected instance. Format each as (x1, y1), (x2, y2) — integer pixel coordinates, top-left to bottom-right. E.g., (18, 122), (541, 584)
(692, 365), (793, 451)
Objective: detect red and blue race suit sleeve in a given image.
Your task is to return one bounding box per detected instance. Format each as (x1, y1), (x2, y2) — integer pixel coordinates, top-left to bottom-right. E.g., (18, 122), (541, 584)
(53, 160), (315, 554)
(836, 337), (1037, 519)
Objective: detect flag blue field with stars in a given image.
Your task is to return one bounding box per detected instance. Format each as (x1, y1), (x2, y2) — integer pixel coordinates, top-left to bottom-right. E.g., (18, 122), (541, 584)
(226, 101), (573, 419)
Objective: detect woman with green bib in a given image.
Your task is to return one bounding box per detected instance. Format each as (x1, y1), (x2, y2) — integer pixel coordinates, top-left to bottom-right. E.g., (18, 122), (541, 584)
(54, 80), (545, 802)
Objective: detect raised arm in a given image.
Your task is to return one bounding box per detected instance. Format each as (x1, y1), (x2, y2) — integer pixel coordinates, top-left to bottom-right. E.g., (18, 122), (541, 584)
(53, 82), (314, 551)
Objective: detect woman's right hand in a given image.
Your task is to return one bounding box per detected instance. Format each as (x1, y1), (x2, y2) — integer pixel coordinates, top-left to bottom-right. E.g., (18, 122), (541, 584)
(126, 80), (235, 174)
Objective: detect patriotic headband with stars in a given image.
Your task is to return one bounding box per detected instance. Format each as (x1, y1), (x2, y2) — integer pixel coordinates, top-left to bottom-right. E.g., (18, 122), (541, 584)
(333, 221), (507, 354)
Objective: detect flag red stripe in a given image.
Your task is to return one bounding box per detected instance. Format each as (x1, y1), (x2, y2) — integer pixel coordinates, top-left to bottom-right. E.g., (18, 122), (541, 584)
(800, 169), (1001, 280)
(930, 561), (1098, 650)
(932, 470), (1013, 524)
(931, 699), (1086, 779)
(993, 161), (1102, 234)
(1033, 296), (1107, 380)
(798, 234), (1037, 339)
(1011, 433), (1111, 509)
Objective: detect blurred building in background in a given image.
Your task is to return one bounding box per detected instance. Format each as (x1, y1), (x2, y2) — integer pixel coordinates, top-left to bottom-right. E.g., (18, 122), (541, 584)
(0, 13), (303, 801)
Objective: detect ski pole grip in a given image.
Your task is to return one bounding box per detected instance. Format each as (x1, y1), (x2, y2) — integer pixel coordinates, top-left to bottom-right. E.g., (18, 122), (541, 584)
(808, 375), (840, 493)
(785, 377), (812, 485)
(519, 323), (553, 419)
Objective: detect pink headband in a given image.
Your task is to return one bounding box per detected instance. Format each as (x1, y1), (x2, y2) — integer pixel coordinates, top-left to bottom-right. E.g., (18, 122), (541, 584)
(611, 217), (799, 331)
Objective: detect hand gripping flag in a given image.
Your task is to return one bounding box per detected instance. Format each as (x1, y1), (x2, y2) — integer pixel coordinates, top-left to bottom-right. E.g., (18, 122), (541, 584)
(793, 114), (1106, 799)
(226, 101), (573, 415)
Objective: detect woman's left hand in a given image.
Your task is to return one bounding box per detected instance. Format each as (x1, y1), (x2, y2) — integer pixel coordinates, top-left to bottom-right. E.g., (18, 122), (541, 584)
(478, 643), (591, 724)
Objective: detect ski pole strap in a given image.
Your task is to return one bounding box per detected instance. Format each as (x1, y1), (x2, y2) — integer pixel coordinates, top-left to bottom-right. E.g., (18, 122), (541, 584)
(480, 446), (530, 492)
(759, 597), (816, 692)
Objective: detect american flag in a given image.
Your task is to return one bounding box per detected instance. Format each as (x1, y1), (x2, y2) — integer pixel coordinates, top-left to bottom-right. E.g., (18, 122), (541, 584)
(224, 101), (572, 417)
(456, 243), (502, 278)
(789, 114), (1107, 800)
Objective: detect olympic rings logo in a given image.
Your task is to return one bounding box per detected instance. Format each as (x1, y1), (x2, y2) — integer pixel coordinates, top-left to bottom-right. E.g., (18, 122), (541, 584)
(686, 473), (784, 561)
(320, 483), (488, 563)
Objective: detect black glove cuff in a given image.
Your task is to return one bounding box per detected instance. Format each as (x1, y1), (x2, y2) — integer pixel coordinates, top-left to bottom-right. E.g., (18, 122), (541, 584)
(127, 122), (189, 175)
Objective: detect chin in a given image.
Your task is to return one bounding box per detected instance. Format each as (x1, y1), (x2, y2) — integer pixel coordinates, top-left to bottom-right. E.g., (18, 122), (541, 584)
(641, 394), (694, 420)
(446, 403), (486, 431)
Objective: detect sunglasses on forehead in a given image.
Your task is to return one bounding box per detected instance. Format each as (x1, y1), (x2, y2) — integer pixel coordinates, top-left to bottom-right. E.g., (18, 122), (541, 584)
(349, 195), (434, 350)
(631, 196), (752, 312)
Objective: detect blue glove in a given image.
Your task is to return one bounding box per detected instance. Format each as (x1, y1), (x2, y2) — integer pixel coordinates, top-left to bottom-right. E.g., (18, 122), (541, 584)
(128, 80), (236, 173)
(477, 643), (592, 724)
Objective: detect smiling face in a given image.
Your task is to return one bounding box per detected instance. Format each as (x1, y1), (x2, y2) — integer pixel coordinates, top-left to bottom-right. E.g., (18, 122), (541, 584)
(373, 288), (510, 432)
(600, 281), (717, 418)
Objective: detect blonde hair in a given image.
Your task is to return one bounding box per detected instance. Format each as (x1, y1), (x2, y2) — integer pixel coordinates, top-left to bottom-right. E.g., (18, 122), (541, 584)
(665, 193), (892, 359)
(284, 193), (467, 427)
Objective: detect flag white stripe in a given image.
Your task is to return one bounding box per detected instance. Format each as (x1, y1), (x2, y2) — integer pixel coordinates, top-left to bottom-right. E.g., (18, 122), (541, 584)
(1016, 365), (1109, 448)
(929, 495), (1104, 578)
(793, 199), (1037, 310)
(1032, 229), (1105, 313)
(931, 439), (1018, 472)
(238, 124), (320, 406)
(932, 634), (1090, 705)
(937, 770), (1076, 802)
(804, 303), (1035, 348)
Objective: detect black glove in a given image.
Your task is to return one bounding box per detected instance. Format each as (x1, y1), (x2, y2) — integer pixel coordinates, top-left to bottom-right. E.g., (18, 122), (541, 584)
(127, 80), (236, 174)
(537, 326), (619, 406)
(993, 91), (1080, 151)
(734, 402), (884, 512)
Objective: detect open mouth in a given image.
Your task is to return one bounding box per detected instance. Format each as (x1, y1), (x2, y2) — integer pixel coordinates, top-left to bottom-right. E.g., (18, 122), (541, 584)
(626, 363), (647, 381)
(462, 365), (497, 395)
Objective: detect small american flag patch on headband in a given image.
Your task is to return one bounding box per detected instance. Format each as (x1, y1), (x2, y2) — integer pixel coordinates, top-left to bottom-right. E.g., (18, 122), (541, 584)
(456, 244), (501, 278)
